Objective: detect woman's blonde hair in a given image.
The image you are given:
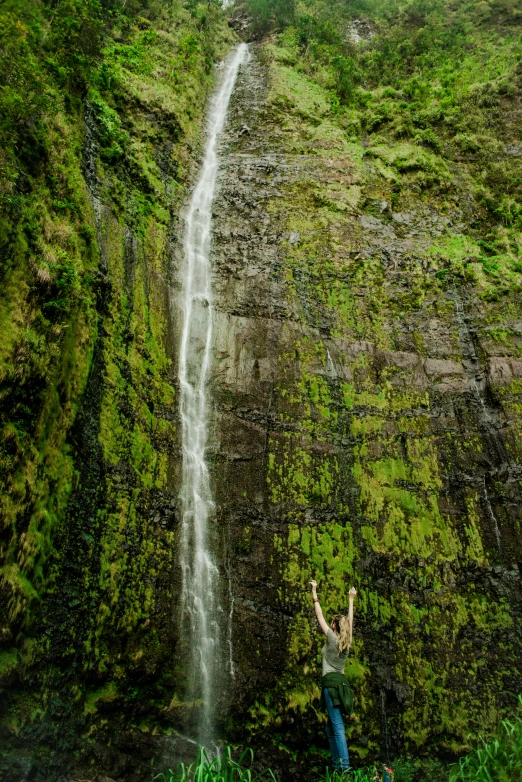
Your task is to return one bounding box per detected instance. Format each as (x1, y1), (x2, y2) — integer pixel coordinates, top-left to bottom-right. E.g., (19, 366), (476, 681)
(331, 613), (351, 655)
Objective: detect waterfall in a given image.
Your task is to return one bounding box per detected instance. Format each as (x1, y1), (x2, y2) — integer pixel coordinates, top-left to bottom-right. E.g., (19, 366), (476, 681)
(177, 43), (249, 746)
(379, 688), (390, 761)
(482, 476), (502, 554)
(82, 101), (107, 276)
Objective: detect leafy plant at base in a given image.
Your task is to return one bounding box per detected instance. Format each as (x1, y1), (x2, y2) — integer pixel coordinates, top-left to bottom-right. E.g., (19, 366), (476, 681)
(316, 767), (379, 782)
(154, 746), (277, 782)
(448, 696), (522, 782)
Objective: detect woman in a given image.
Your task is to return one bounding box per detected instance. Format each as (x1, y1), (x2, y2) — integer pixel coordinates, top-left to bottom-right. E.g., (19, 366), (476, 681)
(310, 579), (357, 774)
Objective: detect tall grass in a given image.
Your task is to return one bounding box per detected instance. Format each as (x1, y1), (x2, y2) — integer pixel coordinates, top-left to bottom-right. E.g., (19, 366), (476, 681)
(154, 747), (277, 782)
(154, 703), (522, 782)
(449, 698), (522, 782)
(317, 767), (381, 782)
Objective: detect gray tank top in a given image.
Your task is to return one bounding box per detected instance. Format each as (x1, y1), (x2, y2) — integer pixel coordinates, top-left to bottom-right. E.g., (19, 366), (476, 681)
(322, 628), (347, 676)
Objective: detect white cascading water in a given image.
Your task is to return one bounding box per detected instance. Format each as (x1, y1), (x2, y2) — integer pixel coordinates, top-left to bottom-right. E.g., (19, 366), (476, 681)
(178, 43), (249, 745)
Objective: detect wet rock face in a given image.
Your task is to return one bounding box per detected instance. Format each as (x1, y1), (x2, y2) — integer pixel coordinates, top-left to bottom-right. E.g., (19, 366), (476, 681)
(0, 8), (237, 777)
(209, 46), (522, 764)
(1, 22), (521, 776)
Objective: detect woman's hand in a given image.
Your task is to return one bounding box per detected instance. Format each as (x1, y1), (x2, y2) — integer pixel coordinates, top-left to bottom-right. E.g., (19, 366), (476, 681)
(310, 580), (329, 636)
(348, 587), (356, 644)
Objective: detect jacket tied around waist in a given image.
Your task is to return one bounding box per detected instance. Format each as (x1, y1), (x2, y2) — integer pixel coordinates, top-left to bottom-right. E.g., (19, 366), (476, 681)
(321, 672), (354, 716)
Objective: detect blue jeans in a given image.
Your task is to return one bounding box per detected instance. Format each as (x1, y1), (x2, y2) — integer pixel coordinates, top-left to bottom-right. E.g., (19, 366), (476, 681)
(323, 687), (350, 771)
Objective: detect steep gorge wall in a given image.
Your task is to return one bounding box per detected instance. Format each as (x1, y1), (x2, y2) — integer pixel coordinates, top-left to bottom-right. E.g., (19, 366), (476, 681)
(1, 1), (522, 779)
(209, 39), (522, 772)
(0, 3), (235, 779)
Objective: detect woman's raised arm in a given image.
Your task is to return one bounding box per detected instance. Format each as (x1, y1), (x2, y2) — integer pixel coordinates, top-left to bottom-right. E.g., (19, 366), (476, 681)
(348, 586), (357, 645)
(310, 580), (330, 636)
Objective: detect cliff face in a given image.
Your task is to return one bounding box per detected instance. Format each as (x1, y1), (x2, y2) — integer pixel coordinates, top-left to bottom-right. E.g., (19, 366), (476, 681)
(208, 26), (522, 773)
(1, 0), (522, 779)
(0, 2), (235, 779)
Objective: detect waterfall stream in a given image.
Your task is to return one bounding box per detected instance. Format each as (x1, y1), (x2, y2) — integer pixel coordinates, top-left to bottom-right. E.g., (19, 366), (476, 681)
(177, 43), (249, 746)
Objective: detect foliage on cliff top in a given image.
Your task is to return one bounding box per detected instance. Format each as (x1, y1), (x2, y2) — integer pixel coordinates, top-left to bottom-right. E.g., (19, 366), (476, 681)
(235, 0), (522, 296)
(0, 0), (230, 203)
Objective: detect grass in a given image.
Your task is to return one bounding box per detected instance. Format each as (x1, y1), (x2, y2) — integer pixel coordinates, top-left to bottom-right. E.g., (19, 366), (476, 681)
(448, 697), (522, 782)
(154, 708), (522, 782)
(154, 747), (277, 782)
(316, 768), (383, 781)
(154, 749), (412, 782)
(154, 750), (384, 782)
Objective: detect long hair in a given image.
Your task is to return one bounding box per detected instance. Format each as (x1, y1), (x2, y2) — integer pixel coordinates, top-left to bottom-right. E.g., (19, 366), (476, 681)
(331, 613), (351, 655)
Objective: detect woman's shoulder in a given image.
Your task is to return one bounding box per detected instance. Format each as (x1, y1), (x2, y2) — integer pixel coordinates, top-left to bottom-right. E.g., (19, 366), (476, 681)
(327, 627), (349, 656)
(327, 628), (338, 645)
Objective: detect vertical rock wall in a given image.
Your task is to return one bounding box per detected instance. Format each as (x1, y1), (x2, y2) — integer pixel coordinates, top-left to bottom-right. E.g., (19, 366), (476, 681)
(0, 8), (236, 779)
(1, 5), (522, 778)
(210, 45), (522, 769)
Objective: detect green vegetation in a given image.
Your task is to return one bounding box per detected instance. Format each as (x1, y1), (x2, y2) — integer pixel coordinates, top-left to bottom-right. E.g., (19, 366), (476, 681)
(448, 697), (522, 782)
(226, 0), (522, 768)
(155, 747), (277, 782)
(1, 0), (522, 776)
(152, 708), (522, 782)
(0, 0), (233, 627)
(0, 0), (235, 775)
(240, 0), (522, 298)
(316, 768), (381, 782)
